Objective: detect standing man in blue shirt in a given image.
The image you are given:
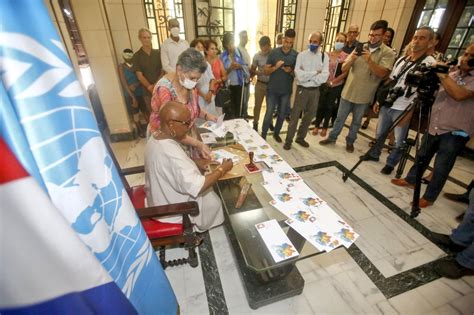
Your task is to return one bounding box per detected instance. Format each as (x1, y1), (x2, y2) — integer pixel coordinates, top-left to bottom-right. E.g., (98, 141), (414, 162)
(261, 29), (298, 142)
(284, 32), (329, 150)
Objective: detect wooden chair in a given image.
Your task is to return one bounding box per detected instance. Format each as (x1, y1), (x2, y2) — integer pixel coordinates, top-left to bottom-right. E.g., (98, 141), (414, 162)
(103, 138), (201, 269)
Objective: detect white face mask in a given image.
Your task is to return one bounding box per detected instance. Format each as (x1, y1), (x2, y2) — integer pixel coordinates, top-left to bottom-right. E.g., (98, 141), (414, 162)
(199, 50), (205, 57)
(179, 73), (197, 90)
(170, 27), (180, 37)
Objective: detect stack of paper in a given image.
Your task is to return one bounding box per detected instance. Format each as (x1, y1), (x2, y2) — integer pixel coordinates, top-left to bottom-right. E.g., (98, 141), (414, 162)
(216, 119), (359, 253)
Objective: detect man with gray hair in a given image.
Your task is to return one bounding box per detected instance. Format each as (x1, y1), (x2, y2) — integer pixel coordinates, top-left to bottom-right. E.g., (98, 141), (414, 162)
(343, 24), (360, 54)
(161, 18), (189, 74)
(132, 28), (162, 111)
(284, 32), (329, 150)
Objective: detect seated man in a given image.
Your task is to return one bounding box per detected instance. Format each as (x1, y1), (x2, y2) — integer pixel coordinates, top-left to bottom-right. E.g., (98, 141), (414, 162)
(145, 101), (233, 232)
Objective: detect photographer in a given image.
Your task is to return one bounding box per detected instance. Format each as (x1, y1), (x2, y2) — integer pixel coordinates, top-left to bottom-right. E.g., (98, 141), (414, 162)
(363, 27), (436, 174)
(392, 44), (474, 208)
(320, 20), (396, 153)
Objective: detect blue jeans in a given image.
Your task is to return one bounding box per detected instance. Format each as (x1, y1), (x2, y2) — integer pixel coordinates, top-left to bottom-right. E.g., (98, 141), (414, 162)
(328, 98), (369, 144)
(369, 106), (410, 167)
(452, 189), (474, 269)
(262, 90), (291, 138)
(405, 132), (469, 202)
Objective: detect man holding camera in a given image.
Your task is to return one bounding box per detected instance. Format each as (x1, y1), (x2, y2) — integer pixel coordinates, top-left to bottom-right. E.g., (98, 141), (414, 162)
(320, 20), (396, 152)
(392, 43), (474, 208)
(364, 27), (436, 174)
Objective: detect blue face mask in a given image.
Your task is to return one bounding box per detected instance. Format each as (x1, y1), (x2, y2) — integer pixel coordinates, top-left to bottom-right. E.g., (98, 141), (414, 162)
(334, 42), (344, 51)
(308, 43), (319, 52)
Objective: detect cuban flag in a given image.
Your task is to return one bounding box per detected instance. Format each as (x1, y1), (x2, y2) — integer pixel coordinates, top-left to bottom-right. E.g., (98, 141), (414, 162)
(0, 1), (177, 314)
(0, 138), (138, 314)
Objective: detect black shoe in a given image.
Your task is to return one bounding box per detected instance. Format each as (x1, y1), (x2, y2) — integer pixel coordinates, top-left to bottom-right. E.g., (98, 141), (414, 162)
(319, 139), (336, 145)
(283, 143), (291, 150)
(360, 155), (379, 162)
(273, 134), (282, 143)
(295, 139), (310, 148)
(443, 192), (470, 204)
(381, 165), (394, 175)
(361, 119), (369, 130)
(269, 124), (275, 131)
(434, 258), (474, 279)
(456, 212), (465, 222)
(346, 143), (354, 153)
(430, 232), (467, 252)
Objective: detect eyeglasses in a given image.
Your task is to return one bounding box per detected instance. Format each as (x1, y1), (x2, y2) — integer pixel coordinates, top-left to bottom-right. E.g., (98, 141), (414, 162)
(171, 119), (192, 127)
(368, 33), (383, 38)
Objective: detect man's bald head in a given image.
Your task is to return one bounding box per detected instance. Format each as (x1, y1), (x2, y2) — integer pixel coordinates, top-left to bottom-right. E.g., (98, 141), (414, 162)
(309, 31), (323, 44)
(159, 101), (191, 125)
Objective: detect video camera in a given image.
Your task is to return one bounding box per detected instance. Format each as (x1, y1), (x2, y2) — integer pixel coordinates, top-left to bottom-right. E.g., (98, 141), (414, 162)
(404, 63), (450, 105)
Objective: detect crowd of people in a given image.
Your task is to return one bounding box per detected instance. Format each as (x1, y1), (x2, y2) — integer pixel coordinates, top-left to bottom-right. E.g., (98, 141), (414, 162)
(116, 17), (474, 279)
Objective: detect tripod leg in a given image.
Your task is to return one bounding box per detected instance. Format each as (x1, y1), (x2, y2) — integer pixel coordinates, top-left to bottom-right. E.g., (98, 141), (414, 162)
(395, 140), (412, 179)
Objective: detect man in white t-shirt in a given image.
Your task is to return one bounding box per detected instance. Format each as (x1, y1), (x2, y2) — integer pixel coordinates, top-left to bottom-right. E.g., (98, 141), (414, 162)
(161, 18), (189, 74)
(365, 26), (436, 175)
(145, 101), (233, 232)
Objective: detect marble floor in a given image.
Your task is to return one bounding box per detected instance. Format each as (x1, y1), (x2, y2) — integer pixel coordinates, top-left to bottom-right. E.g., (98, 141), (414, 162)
(111, 107), (474, 314)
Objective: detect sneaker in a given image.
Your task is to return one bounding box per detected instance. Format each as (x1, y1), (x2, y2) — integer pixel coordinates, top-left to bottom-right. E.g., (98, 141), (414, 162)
(380, 165), (394, 175)
(391, 178), (414, 189)
(319, 139), (336, 145)
(283, 143), (292, 150)
(273, 134), (282, 143)
(434, 258), (474, 279)
(295, 139), (310, 148)
(346, 143), (354, 153)
(360, 155), (379, 162)
(430, 232), (467, 252)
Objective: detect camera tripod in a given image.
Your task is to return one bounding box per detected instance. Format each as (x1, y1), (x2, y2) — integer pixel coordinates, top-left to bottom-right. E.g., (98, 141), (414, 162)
(342, 96), (429, 218)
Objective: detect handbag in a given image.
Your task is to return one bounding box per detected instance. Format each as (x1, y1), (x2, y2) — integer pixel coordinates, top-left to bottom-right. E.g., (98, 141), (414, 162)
(215, 85), (232, 110)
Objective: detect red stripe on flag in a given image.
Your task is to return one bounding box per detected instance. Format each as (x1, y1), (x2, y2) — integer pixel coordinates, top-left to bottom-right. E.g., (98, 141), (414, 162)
(0, 138), (29, 184)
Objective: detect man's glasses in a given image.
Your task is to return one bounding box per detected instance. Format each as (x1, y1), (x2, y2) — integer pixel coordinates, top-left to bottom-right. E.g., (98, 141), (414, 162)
(368, 33), (383, 38)
(171, 119), (192, 127)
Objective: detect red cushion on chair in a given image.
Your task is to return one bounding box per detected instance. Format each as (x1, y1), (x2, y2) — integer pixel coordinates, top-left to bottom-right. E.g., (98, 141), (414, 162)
(130, 185), (146, 209)
(130, 185), (184, 238)
(141, 219), (184, 238)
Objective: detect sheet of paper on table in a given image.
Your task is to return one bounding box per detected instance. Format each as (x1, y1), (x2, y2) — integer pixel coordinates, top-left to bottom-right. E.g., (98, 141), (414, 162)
(200, 132), (217, 144)
(255, 219), (299, 263)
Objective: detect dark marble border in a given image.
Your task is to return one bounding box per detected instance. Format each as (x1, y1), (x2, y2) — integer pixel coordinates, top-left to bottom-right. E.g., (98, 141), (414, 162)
(198, 231), (229, 314)
(294, 160), (456, 299)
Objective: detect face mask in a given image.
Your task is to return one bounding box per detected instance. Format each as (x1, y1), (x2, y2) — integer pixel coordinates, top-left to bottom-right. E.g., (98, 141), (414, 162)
(170, 27), (180, 37)
(308, 44), (319, 52)
(122, 52), (133, 59)
(334, 42), (344, 51)
(179, 73), (197, 90)
(199, 50), (205, 57)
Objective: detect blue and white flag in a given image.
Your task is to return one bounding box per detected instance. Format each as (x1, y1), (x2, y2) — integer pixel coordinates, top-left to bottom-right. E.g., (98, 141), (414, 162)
(0, 1), (178, 314)
(0, 138), (137, 314)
